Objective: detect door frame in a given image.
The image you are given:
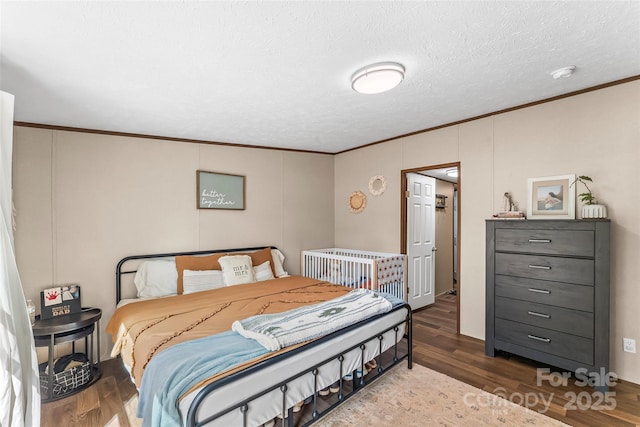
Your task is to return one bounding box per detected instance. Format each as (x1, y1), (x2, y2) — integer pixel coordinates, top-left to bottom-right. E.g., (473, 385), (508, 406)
(400, 161), (461, 334)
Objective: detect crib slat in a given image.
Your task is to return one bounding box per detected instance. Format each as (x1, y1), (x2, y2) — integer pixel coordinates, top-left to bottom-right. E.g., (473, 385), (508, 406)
(302, 248), (406, 301)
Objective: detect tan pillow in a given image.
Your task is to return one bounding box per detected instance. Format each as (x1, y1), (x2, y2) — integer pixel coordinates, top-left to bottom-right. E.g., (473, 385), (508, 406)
(175, 248), (274, 294)
(219, 255), (256, 286)
(175, 253), (226, 294)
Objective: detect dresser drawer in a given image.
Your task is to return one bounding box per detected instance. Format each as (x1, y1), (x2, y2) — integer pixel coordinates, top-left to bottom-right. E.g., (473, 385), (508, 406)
(495, 275), (593, 312)
(495, 318), (593, 365)
(495, 229), (594, 257)
(495, 297), (593, 338)
(495, 253), (594, 286)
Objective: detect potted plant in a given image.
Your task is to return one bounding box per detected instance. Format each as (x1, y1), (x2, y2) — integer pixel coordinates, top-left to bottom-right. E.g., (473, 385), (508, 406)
(571, 175), (607, 218)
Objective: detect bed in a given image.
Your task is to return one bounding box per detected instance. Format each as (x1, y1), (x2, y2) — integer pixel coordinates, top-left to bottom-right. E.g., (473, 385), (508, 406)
(301, 248), (407, 301)
(108, 246), (412, 427)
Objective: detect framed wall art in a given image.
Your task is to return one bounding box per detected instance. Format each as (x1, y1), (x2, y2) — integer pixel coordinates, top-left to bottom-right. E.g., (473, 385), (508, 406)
(527, 174), (575, 219)
(197, 170), (245, 210)
(435, 194), (447, 209)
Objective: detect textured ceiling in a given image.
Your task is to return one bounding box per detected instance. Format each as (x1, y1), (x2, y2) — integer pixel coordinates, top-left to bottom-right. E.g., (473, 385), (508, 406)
(1, 1), (639, 153)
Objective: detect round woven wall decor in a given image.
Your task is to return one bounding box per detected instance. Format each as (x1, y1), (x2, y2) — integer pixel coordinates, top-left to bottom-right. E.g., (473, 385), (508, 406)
(348, 191), (367, 214)
(368, 175), (387, 196)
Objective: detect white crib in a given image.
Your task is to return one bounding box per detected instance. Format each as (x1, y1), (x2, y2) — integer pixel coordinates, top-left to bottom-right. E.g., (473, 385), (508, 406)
(301, 248), (407, 301)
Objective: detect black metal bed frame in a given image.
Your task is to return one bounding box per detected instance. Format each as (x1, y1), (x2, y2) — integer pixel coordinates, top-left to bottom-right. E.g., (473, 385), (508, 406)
(115, 246), (413, 427)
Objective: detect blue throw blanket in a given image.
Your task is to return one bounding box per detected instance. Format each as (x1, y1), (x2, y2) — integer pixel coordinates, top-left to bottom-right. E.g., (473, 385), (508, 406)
(137, 292), (404, 426)
(137, 331), (268, 427)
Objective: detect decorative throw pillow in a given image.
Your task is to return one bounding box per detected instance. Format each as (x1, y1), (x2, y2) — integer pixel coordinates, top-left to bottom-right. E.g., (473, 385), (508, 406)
(175, 253), (226, 294)
(233, 247), (276, 276)
(133, 260), (178, 298)
(253, 261), (275, 282)
(219, 255), (256, 286)
(182, 269), (225, 294)
(270, 249), (289, 278)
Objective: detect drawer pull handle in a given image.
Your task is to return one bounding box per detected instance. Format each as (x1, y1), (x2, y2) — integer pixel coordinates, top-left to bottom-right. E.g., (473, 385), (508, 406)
(527, 334), (551, 343)
(528, 288), (550, 294)
(528, 264), (551, 270)
(528, 239), (552, 243)
(528, 311), (550, 319)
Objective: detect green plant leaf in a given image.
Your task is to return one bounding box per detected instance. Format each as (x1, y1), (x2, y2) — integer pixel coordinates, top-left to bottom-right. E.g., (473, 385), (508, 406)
(578, 192), (595, 204)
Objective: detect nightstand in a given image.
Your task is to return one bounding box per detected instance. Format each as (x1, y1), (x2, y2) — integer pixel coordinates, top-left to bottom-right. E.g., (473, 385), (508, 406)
(32, 307), (102, 402)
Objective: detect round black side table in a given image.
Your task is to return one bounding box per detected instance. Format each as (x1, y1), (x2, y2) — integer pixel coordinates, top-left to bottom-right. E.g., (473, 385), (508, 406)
(32, 307), (102, 402)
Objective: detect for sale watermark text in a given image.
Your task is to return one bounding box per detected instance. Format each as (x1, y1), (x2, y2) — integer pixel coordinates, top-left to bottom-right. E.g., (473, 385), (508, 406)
(463, 368), (617, 415)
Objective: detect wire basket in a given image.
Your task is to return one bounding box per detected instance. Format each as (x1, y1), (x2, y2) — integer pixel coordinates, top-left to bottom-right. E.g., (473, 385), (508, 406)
(39, 354), (92, 397)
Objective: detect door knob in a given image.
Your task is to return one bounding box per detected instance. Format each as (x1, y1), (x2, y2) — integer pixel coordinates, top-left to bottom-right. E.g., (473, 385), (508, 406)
(432, 247), (438, 252)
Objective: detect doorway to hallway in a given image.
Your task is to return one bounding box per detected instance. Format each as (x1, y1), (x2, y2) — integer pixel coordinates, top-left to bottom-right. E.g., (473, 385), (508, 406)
(401, 162), (460, 333)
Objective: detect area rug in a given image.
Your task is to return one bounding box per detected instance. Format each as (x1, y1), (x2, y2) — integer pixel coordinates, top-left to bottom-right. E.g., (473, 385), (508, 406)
(315, 363), (569, 427)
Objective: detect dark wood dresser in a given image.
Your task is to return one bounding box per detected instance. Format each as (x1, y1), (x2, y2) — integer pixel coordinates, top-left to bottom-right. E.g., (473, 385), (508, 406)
(485, 219), (610, 390)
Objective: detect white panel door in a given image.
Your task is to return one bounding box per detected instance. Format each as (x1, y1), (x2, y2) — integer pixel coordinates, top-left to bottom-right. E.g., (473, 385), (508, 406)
(407, 173), (436, 309)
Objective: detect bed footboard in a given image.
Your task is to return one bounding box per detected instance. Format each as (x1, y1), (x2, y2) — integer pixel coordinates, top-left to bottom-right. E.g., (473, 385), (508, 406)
(184, 304), (412, 427)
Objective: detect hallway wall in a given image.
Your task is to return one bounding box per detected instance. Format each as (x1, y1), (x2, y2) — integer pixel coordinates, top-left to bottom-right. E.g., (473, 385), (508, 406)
(435, 179), (455, 296)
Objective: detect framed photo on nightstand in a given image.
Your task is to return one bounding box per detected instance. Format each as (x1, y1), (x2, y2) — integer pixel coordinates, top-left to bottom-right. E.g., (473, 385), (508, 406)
(40, 285), (81, 319)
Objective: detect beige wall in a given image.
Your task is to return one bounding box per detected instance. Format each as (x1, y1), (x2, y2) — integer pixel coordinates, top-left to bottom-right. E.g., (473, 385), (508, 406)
(12, 81), (640, 383)
(334, 81), (640, 384)
(435, 179), (454, 296)
(334, 139), (403, 250)
(12, 128), (335, 360)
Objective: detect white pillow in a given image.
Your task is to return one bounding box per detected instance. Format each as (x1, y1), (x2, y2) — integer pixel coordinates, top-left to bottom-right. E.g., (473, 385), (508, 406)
(219, 255), (256, 286)
(254, 261), (275, 282)
(183, 269), (225, 294)
(271, 249), (289, 278)
(133, 260), (178, 298)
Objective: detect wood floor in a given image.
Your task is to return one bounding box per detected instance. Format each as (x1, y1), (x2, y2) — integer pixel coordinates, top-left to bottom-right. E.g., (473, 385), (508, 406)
(413, 293), (640, 427)
(40, 356), (140, 427)
(41, 293), (640, 426)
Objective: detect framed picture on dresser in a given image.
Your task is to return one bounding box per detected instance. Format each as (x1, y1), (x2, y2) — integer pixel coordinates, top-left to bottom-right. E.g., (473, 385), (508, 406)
(527, 174), (575, 219)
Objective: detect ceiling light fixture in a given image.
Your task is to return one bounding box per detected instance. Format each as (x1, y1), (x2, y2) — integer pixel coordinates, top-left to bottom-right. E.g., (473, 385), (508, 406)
(351, 62), (405, 94)
(550, 66), (576, 79)
(446, 168), (458, 178)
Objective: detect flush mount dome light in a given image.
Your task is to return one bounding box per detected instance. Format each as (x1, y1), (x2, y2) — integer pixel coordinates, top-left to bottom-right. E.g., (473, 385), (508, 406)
(351, 62), (405, 94)
(446, 168), (458, 178)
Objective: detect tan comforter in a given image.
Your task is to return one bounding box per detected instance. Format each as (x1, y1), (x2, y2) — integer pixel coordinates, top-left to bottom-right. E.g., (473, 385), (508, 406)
(106, 276), (350, 388)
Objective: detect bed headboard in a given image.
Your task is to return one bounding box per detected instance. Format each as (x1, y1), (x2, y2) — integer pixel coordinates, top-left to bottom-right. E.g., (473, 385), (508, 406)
(115, 246), (275, 305)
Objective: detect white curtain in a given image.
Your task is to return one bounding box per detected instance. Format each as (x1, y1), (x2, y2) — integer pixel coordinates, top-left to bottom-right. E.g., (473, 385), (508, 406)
(0, 91), (40, 426)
